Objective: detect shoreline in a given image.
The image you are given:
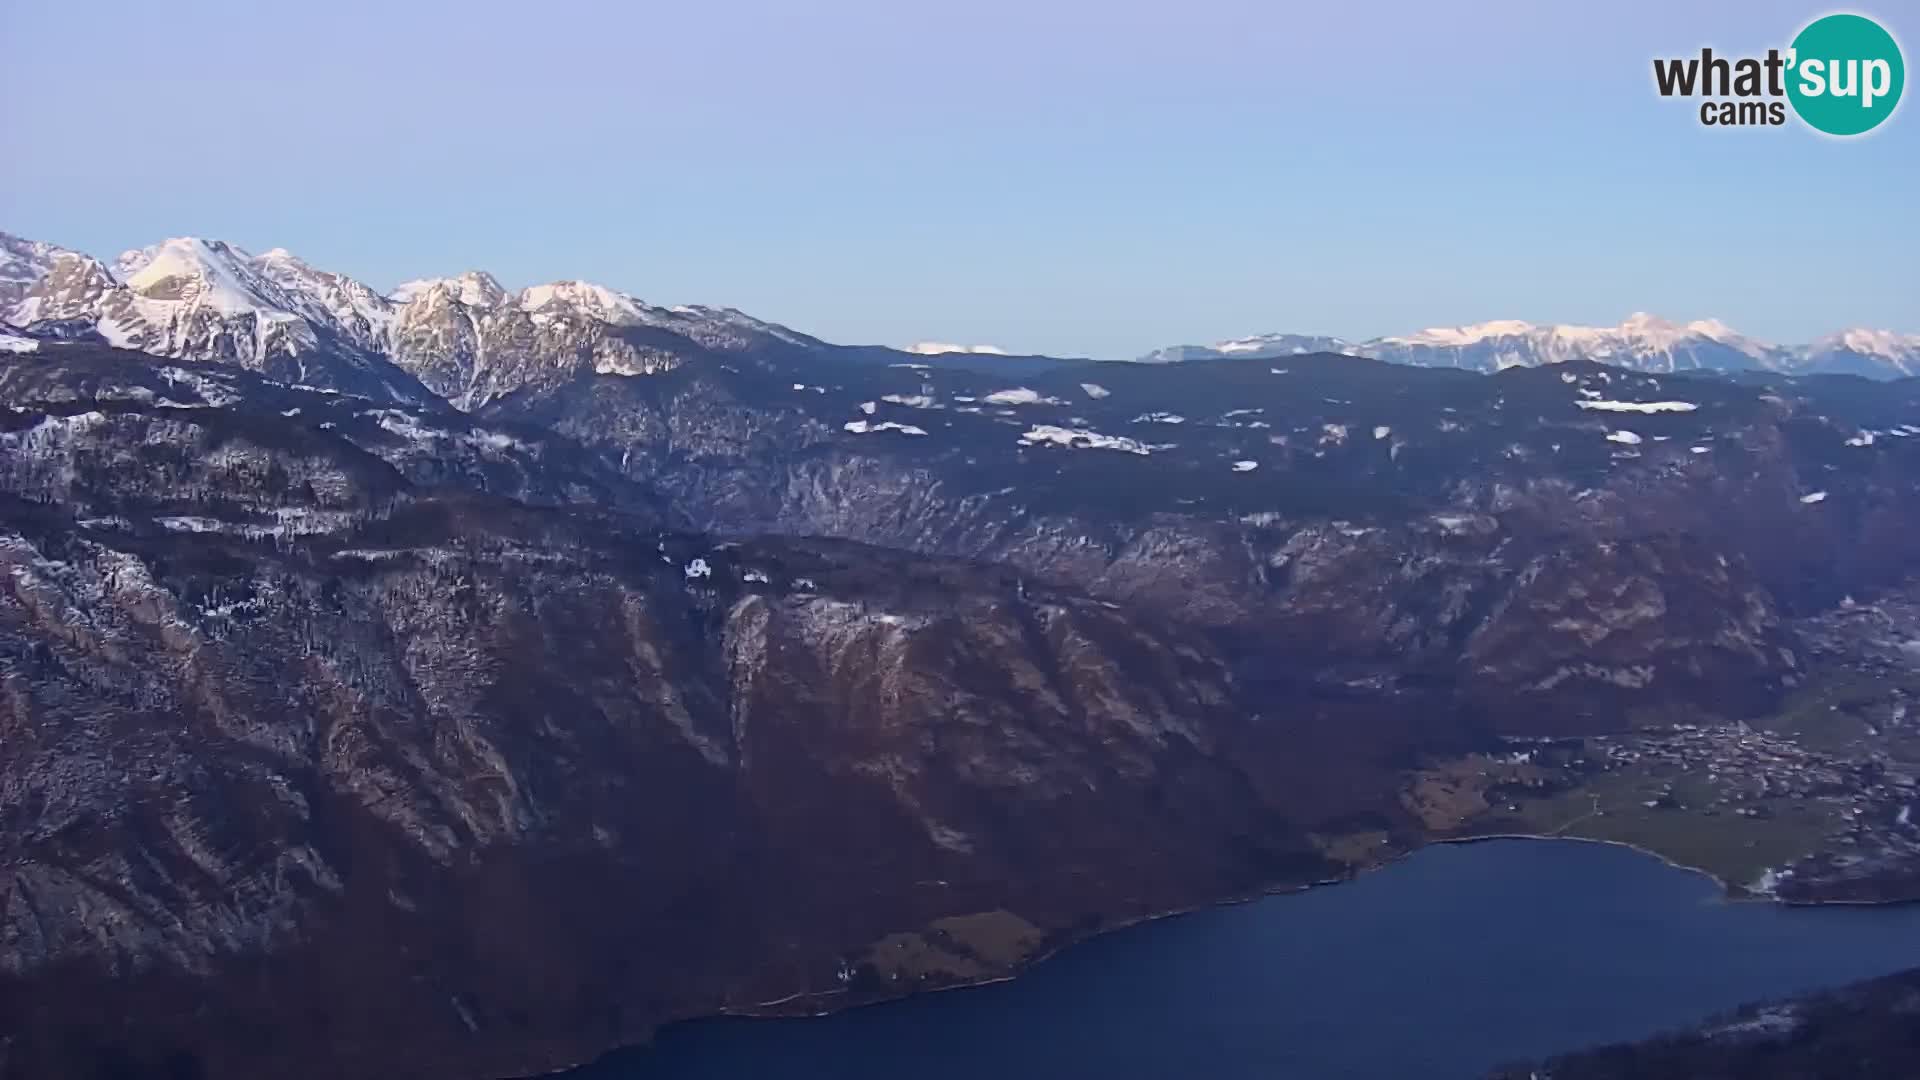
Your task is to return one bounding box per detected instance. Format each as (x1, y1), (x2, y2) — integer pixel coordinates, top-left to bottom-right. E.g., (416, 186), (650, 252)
(719, 872), (1343, 1022)
(705, 832), (1877, 1028)
(1430, 831), (1752, 899)
(560, 833), (1917, 1075)
(724, 832), (1912, 1023)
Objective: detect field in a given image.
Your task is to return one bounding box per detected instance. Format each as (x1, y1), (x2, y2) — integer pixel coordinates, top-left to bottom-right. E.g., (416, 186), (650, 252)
(1402, 662), (1920, 892)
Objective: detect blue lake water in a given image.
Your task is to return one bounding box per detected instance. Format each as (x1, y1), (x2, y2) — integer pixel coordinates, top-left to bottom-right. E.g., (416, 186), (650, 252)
(574, 839), (1920, 1079)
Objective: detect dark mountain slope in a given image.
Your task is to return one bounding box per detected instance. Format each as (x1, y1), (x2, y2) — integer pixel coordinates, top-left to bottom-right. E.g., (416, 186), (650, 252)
(2, 343), (1918, 1079)
(490, 351), (1920, 730)
(0, 346), (1387, 1079)
(1497, 966), (1920, 1080)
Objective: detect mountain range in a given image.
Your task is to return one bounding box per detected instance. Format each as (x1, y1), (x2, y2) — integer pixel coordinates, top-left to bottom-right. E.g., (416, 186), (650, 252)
(0, 233), (870, 409)
(6, 232), (1917, 407)
(1139, 315), (1920, 378)
(4, 227), (1920, 1080)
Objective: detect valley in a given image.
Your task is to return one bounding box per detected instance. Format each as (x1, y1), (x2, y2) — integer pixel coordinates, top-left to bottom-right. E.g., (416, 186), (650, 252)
(1390, 588), (1920, 902)
(1, 229), (1917, 1080)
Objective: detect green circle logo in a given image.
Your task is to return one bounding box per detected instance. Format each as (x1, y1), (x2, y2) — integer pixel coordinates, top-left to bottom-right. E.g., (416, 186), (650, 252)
(1787, 13), (1905, 135)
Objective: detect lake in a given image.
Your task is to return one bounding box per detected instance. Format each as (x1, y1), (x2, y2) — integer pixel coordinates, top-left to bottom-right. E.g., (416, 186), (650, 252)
(571, 839), (1920, 1079)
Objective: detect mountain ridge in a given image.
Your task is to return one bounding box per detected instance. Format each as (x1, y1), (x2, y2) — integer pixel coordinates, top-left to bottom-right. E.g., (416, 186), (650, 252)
(1142, 315), (1920, 378)
(1, 230), (1082, 409)
(3, 332), (1919, 1080)
(7, 231), (1915, 406)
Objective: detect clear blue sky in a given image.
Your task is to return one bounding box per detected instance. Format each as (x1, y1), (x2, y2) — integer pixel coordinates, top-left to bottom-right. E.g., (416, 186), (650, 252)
(1, 0), (1913, 358)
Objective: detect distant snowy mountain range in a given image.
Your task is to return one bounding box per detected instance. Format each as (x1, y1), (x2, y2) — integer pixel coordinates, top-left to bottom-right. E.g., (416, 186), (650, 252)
(4, 230), (1915, 398)
(1140, 314), (1920, 378)
(903, 341), (1011, 356)
(0, 231), (834, 408)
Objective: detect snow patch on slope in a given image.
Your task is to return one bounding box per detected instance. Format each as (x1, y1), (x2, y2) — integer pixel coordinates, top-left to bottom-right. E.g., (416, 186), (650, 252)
(1577, 399), (1699, 414)
(1020, 425), (1163, 455)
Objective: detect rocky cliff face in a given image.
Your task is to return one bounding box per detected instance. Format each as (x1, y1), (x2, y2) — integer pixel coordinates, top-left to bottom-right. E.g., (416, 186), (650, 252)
(0, 235), (66, 316)
(2, 341), (1917, 1080)
(9, 241), (431, 404)
(381, 276), (764, 410)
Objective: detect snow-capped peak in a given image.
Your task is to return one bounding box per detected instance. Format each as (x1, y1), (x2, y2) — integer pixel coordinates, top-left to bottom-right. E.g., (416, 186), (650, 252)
(112, 245), (153, 280)
(1368, 315), (1757, 354)
(6, 236), (323, 363)
(385, 279), (436, 304)
(117, 237), (302, 320)
(8, 250), (118, 323)
(1371, 316), (1790, 372)
(1138, 333), (1354, 364)
(114, 236), (253, 281)
(905, 341), (1010, 356)
(1799, 328), (1920, 377)
(1214, 333), (1356, 355)
(0, 232), (74, 313)
(1, 229), (836, 405)
(518, 280), (648, 324)
(251, 246), (329, 280)
(1820, 328), (1920, 356)
(1142, 314), (1919, 378)
(1612, 312), (1738, 342)
(248, 246), (395, 348)
(1381, 319), (1539, 347)
(1680, 318), (1774, 361)
(389, 271), (507, 308)
(1, 232), (66, 286)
